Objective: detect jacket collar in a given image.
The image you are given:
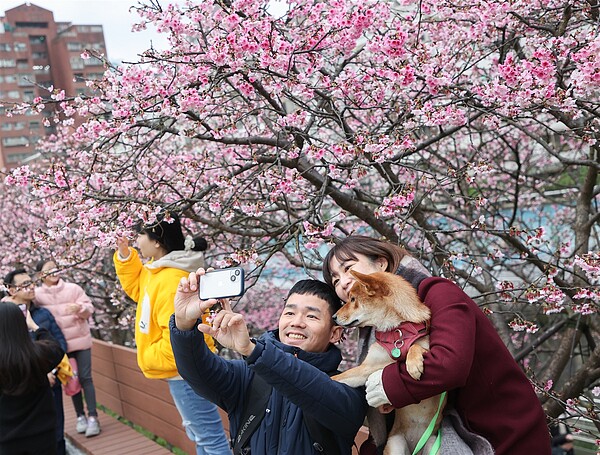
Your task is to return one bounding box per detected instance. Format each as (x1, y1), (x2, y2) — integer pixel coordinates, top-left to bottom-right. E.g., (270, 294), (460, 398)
(260, 330), (342, 374)
(41, 278), (65, 292)
(396, 255), (431, 291)
(146, 250), (205, 273)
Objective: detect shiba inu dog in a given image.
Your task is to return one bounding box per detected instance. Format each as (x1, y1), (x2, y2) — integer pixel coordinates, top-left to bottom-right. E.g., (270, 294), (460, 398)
(332, 270), (446, 455)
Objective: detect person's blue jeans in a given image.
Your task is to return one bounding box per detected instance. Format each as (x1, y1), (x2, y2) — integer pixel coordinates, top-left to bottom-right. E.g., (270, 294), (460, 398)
(168, 379), (231, 455)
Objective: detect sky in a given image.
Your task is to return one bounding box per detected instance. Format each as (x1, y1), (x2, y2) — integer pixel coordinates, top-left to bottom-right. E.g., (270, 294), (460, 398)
(2, 0), (289, 64)
(2, 0), (172, 64)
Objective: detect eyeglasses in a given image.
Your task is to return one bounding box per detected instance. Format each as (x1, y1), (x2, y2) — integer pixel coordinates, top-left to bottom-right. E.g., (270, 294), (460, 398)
(12, 280), (35, 290)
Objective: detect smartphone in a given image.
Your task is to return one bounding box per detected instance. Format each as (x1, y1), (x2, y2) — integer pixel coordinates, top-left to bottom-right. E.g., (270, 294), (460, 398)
(199, 267), (245, 300)
(18, 303), (27, 317)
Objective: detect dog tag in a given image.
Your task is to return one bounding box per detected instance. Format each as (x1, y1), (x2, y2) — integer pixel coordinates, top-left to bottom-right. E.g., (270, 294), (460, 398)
(391, 347), (401, 359)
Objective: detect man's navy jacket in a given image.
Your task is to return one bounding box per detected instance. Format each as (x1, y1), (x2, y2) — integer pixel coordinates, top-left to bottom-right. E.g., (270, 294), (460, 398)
(170, 316), (367, 455)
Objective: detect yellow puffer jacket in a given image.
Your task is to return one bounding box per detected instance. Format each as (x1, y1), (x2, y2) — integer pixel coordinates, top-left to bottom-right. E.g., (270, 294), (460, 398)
(113, 248), (216, 379)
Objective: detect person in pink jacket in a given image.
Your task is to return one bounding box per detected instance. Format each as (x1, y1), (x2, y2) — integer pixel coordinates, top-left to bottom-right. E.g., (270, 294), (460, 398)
(34, 259), (100, 438)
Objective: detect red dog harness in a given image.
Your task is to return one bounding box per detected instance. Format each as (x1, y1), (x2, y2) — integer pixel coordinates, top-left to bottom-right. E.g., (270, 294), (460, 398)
(375, 321), (429, 360)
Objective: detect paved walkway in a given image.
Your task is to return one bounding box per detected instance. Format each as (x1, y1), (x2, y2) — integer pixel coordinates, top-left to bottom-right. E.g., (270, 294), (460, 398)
(62, 394), (173, 455)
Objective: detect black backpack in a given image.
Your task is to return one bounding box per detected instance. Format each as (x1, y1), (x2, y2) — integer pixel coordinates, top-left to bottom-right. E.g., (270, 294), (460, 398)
(232, 373), (341, 455)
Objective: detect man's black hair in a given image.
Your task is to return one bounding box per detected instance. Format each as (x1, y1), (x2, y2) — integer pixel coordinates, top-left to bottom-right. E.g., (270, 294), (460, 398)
(286, 279), (342, 317)
(3, 268), (27, 287)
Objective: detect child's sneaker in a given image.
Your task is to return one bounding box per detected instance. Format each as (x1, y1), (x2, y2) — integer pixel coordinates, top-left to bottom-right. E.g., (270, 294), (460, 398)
(85, 416), (101, 437)
(76, 415), (87, 433)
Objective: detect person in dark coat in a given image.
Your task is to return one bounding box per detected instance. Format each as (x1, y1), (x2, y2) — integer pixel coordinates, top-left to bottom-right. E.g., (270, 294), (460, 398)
(170, 275), (368, 455)
(0, 301), (64, 455)
(4, 269), (68, 455)
(551, 421), (575, 455)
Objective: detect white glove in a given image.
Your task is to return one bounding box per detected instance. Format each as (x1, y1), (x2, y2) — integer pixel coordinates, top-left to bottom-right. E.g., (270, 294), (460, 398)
(365, 369), (391, 408)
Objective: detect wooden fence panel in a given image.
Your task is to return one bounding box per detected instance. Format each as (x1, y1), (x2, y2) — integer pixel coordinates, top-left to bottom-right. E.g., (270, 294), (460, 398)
(91, 340), (195, 454)
(91, 339), (366, 455)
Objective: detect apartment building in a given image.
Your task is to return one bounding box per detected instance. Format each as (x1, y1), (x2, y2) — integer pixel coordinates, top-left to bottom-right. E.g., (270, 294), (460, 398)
(0, 3), (107, 168)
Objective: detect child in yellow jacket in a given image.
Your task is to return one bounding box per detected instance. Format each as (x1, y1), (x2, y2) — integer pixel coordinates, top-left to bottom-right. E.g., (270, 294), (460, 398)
(114, 211), (231, 455)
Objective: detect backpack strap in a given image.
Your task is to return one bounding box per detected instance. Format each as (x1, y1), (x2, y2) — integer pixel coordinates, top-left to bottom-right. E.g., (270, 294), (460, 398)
(232, 374), (272, 455)
(304, 413), (341, 455)
(304, 369), (341, 455)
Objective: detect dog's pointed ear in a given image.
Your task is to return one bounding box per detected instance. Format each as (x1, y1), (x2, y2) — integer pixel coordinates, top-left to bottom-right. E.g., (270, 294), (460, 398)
(350, 270), (390, 296)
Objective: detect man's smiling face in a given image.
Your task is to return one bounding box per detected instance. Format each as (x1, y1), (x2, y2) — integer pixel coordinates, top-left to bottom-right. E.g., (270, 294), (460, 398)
(278, 293), (341, 353)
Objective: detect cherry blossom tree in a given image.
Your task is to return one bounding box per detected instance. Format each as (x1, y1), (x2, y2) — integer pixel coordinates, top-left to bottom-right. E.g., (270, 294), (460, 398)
(1, 0), (599, 439)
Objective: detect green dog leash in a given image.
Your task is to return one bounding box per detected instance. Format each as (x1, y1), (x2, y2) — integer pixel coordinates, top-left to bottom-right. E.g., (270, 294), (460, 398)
(411, 391), (446, 455)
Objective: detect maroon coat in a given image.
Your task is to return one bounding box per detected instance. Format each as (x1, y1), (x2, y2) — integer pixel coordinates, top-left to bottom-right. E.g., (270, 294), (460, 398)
(381, 277), (550, 455)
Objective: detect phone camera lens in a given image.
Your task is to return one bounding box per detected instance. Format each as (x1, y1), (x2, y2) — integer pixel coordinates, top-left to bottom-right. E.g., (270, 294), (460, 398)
(230, 275), (236, 282)
(235, 269), (241, 276)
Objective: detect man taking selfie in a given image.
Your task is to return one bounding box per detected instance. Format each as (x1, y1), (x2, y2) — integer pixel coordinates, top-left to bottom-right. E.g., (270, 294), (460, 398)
(170, 270), (367, 455)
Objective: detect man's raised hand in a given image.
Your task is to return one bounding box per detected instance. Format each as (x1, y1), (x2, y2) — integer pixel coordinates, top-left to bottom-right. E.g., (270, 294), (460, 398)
(174, 268), (218, 331)
(197, 303), (255, 356)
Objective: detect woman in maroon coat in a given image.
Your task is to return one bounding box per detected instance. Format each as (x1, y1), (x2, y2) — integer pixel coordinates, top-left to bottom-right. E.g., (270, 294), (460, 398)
(322, 235), (551, 455)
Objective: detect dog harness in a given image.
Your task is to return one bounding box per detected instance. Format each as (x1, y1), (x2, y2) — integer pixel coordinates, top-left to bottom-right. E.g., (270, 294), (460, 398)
(374, 321), (429, 360)
(375, 321), (444, 455)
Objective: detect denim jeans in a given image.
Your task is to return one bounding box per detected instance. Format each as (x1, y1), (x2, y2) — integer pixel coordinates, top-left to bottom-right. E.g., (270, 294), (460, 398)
(168, 379), (231, 455)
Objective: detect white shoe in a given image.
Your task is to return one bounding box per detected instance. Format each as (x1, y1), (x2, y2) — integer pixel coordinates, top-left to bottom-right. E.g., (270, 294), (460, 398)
(85, 416), (101, 437)
(76, 415), (87, 433)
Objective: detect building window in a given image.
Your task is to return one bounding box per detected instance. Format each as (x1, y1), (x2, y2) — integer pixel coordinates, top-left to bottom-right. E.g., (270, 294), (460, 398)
(29, 121), (41, 129)
(16, 59), (29, 69)
(14, 42), (27, 52)
(70, 56), (84, 69)
(22, 90), (35, 102)
(2, 122), (28, 132)
(2, 136), (29, 147)
(18, 74), (34, 86)
(0, 59), (16, 67)
(67, 42), (82, 51)
(0, 43), (12, 51)
(29, 35), (47, 44)
(86, 72), (105, 80)
(0, 90), (20, 99)
(83, 56), (103, 67)
(6, 152), (37, 164)
(17, 22), (49, 29)
(32, 51), (47, 59)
